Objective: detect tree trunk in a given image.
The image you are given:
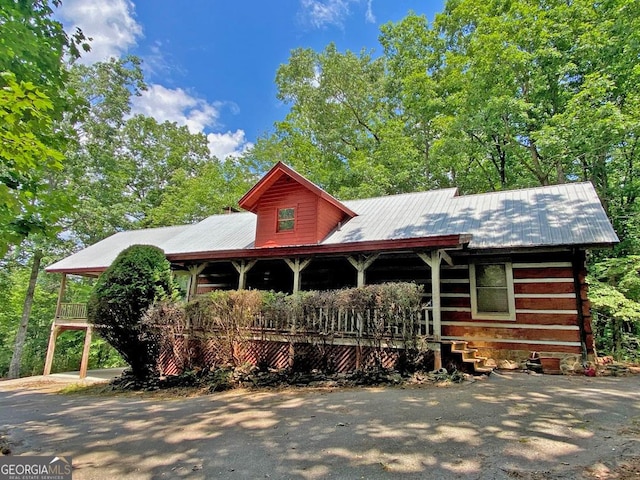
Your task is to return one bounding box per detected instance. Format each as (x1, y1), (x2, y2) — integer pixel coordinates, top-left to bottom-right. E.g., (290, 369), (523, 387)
(8, 250), (43, 379)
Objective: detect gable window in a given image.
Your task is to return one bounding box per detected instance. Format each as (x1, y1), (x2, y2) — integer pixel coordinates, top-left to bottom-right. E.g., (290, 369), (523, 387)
(469, 262), (516, 320)
(277, 207), (295, 232)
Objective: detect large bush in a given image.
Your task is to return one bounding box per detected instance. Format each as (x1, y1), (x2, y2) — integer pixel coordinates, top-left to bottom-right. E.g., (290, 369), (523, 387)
(87, 245), (178, 379)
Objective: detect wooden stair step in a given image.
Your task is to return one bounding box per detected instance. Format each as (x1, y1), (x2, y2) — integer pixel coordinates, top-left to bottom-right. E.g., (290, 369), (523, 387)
(445, 340), (494, 375)
(455, 348), (478, 354)
(459, 350), (481, 358)
(462, 358), (483, 364)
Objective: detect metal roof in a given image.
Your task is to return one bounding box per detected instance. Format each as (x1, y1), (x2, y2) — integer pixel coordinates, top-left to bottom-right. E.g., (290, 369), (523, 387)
(330, 182), (618, 249)
(162, 212), (256, 253)
(46, 181), (618, 273)
(46, 225), (190, 273)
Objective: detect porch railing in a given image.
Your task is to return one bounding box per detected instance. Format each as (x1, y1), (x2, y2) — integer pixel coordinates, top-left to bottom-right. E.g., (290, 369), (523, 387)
(249, 306), (432, 339)
(56, 303), (88, 320)
(61, 302), (435, 339)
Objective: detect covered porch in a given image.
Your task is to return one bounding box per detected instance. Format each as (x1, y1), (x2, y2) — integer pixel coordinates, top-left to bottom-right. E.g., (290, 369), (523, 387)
(45, 236), (469, 376)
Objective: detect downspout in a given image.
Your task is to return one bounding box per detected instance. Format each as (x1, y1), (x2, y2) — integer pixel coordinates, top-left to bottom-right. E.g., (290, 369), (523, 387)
(572, 248), (589, 366)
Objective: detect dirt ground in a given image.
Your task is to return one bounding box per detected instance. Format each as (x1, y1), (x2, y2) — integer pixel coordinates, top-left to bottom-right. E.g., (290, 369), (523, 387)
(1, 371), (639, 479)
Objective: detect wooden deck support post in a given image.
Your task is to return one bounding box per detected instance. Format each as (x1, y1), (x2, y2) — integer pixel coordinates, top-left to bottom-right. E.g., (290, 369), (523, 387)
(187, 263), (207, 300)
(44, 273), (69, 376)
(232, 260), (257, 290)
(43, 324), (61, 376)
(347, 253), (380, 287)
(418, 250), (452, 371)
(284, 258), (312, 293)
(79, 326), (92, 379)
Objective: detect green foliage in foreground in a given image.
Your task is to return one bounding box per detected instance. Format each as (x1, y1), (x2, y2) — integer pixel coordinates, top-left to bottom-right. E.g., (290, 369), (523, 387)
(87, 245), (178, 379)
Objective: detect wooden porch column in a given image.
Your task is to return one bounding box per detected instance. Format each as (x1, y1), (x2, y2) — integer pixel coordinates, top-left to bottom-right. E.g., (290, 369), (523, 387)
(418, 250), (452, 371)
(55, 273), (67, 319)
(284, 258), (312, 293)
(43, 324), (61, 376)
(44, 272), (68, 376)
(232, 260), (257, 290)
(186, 263), (207, 300)
(347, 253), (380, 287)
(79, 326), (92, 379)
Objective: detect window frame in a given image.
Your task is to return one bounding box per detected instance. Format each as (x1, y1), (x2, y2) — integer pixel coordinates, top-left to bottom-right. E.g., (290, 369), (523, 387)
(276, 207), (296, 233)
(469, 261), (516, 321)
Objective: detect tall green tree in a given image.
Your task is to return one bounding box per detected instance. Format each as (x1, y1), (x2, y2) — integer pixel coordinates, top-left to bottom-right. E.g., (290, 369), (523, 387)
(0, 0), (87, 254)
(1, 0), (88, 378)
(246, 43), (426, 199)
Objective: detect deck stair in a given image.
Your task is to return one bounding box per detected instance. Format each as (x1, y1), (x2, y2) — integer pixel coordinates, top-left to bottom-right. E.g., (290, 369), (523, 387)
(444, 340), (494, 375)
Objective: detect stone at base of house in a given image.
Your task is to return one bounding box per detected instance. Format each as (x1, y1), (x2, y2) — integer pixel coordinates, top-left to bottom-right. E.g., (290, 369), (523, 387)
(475, 348), (595, 375)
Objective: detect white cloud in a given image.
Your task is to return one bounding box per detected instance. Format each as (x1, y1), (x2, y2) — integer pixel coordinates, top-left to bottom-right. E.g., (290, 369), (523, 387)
(365, 0), (376, 23)
(207, 131), (254, 160)
(58, 0), (142, 63)
(131, 84), (220, 132)
(59, 1), (251, 159)
(299, 0), (375, 29)
(300, 0), (351, 29)
(132, 85), (251, 158)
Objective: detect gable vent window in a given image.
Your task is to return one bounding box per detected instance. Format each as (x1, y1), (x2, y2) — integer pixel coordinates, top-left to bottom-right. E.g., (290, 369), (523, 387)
(277, 207), (295, 232)
(470, 262), (516, 320)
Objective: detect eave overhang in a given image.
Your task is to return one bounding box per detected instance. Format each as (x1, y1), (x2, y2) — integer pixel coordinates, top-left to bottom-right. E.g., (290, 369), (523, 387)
(166, 234), (472, 263)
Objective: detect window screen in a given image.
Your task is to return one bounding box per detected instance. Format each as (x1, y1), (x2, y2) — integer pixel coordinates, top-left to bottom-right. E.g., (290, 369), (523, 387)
(470, 262), (515, 320)
(475, 264), (509, 313)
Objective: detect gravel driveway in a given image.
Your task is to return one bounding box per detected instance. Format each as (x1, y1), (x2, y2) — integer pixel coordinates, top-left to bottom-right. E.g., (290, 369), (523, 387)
(1, 371), (639, 479)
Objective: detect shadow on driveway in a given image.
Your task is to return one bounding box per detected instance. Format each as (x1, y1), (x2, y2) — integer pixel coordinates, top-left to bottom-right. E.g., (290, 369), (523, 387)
(1, 371), (639, 479)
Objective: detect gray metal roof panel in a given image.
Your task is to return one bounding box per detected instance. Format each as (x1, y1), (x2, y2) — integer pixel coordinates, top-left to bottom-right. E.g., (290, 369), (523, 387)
(46, 225), (190, 272)
(162, 212), (256, 253)
(324, 182), (617, 248)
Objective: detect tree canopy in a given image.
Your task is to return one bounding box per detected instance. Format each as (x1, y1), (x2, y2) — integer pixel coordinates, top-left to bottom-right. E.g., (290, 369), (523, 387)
(0, 0), (88, 255)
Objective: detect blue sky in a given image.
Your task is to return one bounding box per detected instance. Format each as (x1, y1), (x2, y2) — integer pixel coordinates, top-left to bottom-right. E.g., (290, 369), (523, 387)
(58, 0), (445, 159)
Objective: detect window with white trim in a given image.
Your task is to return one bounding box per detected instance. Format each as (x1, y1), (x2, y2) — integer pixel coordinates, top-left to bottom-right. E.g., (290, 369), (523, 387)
(470, 262), (516, 320)
(277, 207), (295, 232)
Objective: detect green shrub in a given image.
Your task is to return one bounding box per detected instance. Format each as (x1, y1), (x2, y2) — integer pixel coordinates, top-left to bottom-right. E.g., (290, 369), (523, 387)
(87, 245), (178, 379)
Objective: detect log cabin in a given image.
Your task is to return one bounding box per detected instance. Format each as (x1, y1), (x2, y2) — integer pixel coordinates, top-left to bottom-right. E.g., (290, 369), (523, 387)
(45, 162), (618, 376)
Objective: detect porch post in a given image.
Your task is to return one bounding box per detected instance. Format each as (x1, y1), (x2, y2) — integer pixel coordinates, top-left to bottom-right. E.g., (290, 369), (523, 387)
(43, 324), (60, 376)
(79, 326), (92, 379)
(232, 260), (257, 290)
(284, 258), (311, 293)
(187, 263), (207, 300)
(418, 250), (452, 371)
(44, 273), (68, 376)
(347, 253), (380, 287)
(55, 273), (67, 319)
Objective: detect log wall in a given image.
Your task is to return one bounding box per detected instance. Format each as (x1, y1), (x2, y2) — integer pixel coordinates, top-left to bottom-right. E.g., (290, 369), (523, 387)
(441, 251), (592, 361)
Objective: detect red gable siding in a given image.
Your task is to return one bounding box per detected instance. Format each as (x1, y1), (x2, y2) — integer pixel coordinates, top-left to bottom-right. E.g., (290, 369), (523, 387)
(254, 176), (347, 247)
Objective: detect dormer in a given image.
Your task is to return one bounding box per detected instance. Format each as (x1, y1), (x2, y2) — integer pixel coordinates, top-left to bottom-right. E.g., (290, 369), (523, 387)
(239, 162), (357, 248)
